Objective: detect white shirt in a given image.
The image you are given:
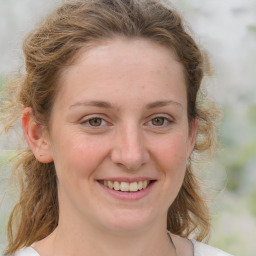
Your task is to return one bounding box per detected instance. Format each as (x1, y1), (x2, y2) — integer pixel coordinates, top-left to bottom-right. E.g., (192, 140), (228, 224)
(191, 240), (233, 256)
(13, 240), (233, 256)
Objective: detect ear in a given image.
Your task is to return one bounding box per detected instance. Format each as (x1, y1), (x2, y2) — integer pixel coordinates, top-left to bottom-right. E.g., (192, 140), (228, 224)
(187, 118), (198, 159)
(22, 107), (53, 163)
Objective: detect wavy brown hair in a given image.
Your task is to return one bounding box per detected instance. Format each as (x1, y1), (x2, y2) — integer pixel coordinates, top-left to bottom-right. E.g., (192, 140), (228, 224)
(0, 0), (220, 254)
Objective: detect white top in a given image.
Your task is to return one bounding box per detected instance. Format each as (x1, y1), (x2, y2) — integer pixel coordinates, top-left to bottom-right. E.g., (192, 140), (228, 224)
(191, 240), (233, 256)
(13, 240), (233, 256)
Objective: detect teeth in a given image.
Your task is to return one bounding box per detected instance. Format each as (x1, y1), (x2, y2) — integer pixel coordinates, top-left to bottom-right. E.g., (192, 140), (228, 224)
(108, 181), (114, 189)
(114, 181), (120, 190)
(138, 181), (143, 190)
(101, 180), (151, 192)
(129, 182), (138, 192)
(120, 182), (129, 191)
(143, 180), (148, 189)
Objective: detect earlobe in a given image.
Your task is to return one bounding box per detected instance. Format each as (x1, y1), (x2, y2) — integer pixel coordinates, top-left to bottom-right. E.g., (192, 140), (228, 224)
(22, 107), (53, 163)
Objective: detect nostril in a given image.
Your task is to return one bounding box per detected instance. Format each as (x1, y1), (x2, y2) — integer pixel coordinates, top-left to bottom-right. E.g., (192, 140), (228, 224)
(110, 138), (150, 170)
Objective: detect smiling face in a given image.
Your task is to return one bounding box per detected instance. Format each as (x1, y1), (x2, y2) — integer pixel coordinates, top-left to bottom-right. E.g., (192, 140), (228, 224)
(45, 37), (197, 234)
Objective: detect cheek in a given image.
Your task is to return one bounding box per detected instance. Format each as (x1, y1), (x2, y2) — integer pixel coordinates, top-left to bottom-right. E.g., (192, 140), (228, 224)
(154, 134), (189, 171)
(51, 131), (109, 180)
(150, 134), (189, 208)
(152, 134), (188, 190)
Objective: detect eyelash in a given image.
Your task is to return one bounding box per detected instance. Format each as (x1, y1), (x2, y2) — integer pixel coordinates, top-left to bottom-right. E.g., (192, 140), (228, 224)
(80, 116), (109, 128)
(145, 116), (173, 128)
(80, 115), (173, 129)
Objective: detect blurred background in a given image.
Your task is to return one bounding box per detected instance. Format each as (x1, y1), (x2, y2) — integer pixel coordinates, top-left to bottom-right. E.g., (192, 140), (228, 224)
(0, 0), (255, 255)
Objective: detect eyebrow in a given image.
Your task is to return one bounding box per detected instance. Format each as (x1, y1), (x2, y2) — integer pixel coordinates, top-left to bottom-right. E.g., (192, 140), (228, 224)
(146, 100), (183, 110)
(69, 100), (114, 109)
(69, 100), (183, 110)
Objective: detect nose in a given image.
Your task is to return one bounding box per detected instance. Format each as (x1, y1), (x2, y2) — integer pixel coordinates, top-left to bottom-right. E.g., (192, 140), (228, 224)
(110, 125), (150, 171)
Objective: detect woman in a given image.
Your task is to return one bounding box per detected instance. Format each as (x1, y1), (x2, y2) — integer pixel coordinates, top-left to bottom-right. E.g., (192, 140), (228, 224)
(0, 0), (233, 255)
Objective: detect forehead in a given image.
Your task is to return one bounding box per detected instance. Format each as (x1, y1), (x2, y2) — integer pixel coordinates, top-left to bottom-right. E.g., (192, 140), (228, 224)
(73, 37), (181, 66)
(56, 37), (186, 108)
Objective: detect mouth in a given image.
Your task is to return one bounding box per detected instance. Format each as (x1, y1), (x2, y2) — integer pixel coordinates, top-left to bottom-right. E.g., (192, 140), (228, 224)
(98, 180), (155, 192)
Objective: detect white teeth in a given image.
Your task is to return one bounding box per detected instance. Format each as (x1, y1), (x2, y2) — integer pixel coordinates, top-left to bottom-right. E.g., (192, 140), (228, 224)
(102, 180), (151, 192)
(138, 181), (143, 190)
(120, 182), (129, 191)
(108, 181), (114, 189)
(142, 180), (148, 189)
(130, 182), (139, 192)
(114, 181), (120, 190)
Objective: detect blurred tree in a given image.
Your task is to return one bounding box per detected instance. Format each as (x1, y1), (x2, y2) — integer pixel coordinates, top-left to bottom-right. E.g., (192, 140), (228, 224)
(248, 25), (256, 35)
(0, 75), (4, 91)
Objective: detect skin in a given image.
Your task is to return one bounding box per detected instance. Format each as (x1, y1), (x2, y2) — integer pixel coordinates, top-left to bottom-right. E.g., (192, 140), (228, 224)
(22, 37), (196, 256)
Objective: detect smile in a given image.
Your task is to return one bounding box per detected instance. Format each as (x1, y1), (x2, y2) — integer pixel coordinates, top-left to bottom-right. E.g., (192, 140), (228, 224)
(99, 180), (152, 192)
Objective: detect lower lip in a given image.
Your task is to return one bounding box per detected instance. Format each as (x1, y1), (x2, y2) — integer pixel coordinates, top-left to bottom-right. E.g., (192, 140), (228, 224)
(97, 181), (156, 201)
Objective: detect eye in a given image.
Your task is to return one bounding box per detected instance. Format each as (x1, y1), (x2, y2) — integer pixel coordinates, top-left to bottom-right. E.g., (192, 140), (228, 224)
(151, 117), (166, 126)
(88, 118), (103, 127)
(146, 115), (173, 128)
(80, 116), (109, 128)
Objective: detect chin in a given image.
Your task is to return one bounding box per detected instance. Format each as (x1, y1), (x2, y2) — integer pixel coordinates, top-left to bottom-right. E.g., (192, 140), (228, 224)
(98, 208), (157, 233)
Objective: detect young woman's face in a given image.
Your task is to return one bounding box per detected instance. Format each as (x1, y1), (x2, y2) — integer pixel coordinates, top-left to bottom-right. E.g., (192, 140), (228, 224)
(47, 37), (197, 233)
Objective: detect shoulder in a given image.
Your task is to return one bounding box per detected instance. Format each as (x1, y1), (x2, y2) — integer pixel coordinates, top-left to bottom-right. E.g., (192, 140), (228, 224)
(12, 247), (40, 256)
(192, 240), (234, 256)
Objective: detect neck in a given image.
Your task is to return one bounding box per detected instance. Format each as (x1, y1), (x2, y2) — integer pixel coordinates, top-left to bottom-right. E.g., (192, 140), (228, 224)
(35, 218), (177, 256)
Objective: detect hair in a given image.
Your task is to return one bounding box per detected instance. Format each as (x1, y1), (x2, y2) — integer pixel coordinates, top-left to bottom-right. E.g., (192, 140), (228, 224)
(0, 0), (221, 254)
